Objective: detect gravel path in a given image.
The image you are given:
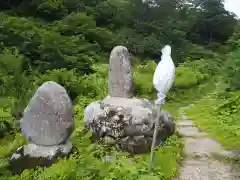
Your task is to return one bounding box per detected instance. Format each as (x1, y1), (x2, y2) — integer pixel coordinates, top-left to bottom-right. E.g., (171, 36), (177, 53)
(175, 106), (240, 180)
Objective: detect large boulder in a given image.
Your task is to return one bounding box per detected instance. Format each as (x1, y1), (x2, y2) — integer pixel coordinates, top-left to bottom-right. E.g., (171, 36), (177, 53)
(84, 96), (175, 154)
(20, 81), (74, 146)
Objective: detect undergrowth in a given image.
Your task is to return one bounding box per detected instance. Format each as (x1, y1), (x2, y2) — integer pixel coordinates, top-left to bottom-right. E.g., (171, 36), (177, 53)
(185, 42), (240, 151)
(185, 81), (240, 150)
(0, 59), (214, 179)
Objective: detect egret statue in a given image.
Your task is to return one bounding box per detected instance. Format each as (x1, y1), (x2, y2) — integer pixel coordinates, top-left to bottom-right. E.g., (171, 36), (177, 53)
(149, 45), (175, 171)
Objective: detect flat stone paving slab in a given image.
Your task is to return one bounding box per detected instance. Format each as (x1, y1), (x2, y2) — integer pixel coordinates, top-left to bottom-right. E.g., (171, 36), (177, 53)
(176, 120), (195, 127)
(178, 159), (240, 180)
(177, 126), (208, 138)
(184, 137), (224, 157)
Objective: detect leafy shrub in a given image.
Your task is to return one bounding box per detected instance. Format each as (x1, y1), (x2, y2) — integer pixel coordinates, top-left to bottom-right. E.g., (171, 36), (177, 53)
(0, 48), (34, 120)
(0, 98), (15, 137)
(34, 69), (84, 102)
(215, 91), (240, 116)
(225, 48), (240, 90)
(166, 59), (217, 104)
(227, 25), (240, 51)
(0, 12), (96, 74)
(133, 61), (156, 99)
(185, 89), (240, 150)
(187, 44), (218, 60)
(52, 12), (117, 51)
(173, 59), (212, 89)
(0, 133), (26, 158)
(132, 59), (214, 103)
(173, 66), (203, 89)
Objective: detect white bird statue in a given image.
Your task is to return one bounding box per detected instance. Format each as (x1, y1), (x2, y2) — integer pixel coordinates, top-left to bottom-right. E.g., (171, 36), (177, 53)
(149, 45), (175, 171)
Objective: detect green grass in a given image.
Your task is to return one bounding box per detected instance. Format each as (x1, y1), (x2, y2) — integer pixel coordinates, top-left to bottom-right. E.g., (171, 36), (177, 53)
(185, 92), (240, 150)
(212, 152), (240, 164)
(164, 79), (216, 119)
(0, 134), (26, 158)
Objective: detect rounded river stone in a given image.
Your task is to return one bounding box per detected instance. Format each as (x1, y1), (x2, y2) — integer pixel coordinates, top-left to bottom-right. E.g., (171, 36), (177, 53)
(20, 81), (74, 146)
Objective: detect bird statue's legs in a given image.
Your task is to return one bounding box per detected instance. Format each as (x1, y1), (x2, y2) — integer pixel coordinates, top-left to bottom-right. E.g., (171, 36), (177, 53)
(149, 104), (162, 171)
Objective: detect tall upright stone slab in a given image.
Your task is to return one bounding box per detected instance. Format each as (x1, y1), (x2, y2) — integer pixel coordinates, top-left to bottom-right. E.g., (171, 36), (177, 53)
(108, 46), (133, 98)
(9, 81), (75, 174)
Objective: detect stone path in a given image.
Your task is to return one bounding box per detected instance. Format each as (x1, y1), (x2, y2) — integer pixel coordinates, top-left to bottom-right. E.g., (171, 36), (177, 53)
(175, 106), (240, 180)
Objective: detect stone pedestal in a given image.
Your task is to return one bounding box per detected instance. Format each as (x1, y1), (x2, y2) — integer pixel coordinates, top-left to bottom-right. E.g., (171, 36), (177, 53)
(84, 97), (175, 154)
(9, 141), (73, 174)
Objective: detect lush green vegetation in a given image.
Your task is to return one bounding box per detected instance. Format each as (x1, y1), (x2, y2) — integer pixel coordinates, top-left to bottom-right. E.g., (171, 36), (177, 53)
(186, 30), (240, 150)
(0, 0), (240, 179)
(0, 59), (217, 179)
(186, 90), (240, 150)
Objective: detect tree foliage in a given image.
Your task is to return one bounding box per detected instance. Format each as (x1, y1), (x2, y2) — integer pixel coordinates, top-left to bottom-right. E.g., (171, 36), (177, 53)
(0, 0), (237, 61)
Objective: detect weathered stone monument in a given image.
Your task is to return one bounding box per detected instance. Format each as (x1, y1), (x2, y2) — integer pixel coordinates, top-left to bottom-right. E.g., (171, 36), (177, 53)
(108, 46), (133, 98)
(84, 46), (175, 154)
(9, 81), (74, 173)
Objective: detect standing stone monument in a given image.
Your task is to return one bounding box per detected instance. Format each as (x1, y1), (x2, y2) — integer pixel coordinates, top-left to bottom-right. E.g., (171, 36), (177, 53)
(108, 46), (133, 98)
(84, 46), (175, 154)
(9, 81), (74, 174)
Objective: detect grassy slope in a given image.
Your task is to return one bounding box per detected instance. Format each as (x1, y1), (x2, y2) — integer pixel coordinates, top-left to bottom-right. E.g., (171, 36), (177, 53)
(164, 80), (216, 119)
(185, 78), (240, 150)
(186, 92), (240, 150)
